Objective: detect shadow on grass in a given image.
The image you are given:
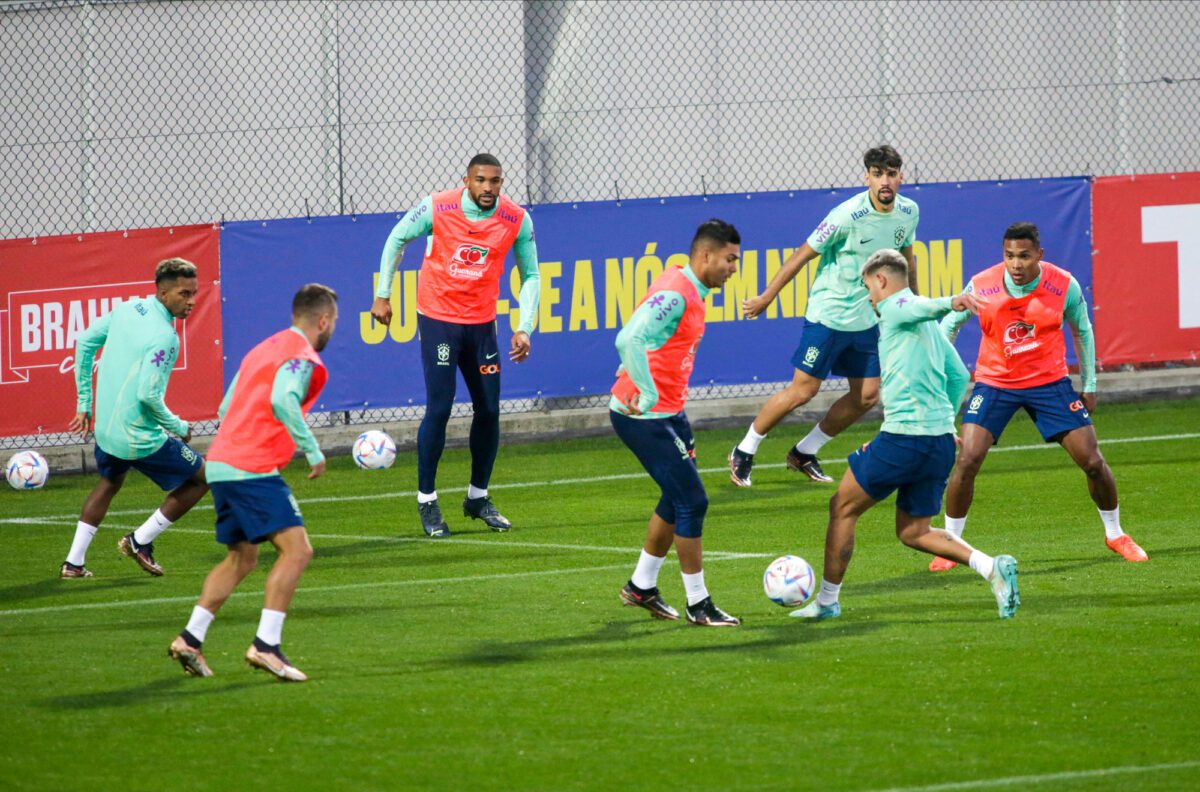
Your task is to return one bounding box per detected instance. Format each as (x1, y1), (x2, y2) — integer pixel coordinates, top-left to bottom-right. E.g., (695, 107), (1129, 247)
(0, 576), (152, 608)
(38, 675), (265, 711)
(451, 617), (887, 669)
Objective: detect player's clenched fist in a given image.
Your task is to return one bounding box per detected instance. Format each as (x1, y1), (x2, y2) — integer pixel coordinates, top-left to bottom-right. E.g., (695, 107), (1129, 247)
(370, 296), (392, 326)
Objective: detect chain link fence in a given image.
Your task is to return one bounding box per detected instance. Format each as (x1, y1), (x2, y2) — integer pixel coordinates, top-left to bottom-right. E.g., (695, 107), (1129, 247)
(2, 0), (1198, 450)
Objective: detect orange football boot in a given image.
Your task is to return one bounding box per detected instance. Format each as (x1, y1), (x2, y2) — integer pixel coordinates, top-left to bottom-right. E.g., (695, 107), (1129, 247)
(928, 556), (958, 572)
(1106, 535), (1148, 562)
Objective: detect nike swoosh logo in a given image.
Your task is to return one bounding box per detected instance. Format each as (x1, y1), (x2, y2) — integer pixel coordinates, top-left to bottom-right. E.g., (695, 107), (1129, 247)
(485, 352), (498, 360)
(860, 238), (874, 243)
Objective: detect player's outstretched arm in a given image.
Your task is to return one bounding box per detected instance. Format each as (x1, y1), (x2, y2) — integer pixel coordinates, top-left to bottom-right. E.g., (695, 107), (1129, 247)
(743, 243), (818, 318)
(372, 196), (435, 325)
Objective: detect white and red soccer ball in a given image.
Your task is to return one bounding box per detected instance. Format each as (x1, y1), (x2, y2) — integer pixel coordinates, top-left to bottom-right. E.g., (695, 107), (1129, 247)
(6, 450), (49, 490)
(352, 430), (397, 470)
(763, 555), (815, 607)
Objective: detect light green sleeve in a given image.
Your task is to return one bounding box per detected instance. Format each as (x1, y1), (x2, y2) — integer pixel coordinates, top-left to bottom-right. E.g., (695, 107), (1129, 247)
(135, 333), (188, 437)
(1063, 277), (1097, 392)
(903, 203), (919, 246)
(74, 310), (112, 413)
(805, 204), (850, 255)
(513, 212), (541, 336)
(614, 290), (687, 413)
(270, 360), (324, 465)
(883, 294), (954, 326)
(376, 196), (434, 299)
(940, 280), (975, 341)
(941, 332), (972, 412)
(217, 373), (239, 422)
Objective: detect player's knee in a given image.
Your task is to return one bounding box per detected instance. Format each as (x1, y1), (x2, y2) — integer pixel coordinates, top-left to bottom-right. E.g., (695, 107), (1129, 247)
(424, 398), (454, 426)
(954, 453), (985, 478)
(855, 388), (880, 411)
(1079, 452), (1107, 478)
(785, 382), (820, 409)
(896, 524), (924, 549)
(473, 398), (501, 424)
(236, 554), (258, 577)
(675, 491), (709, 527)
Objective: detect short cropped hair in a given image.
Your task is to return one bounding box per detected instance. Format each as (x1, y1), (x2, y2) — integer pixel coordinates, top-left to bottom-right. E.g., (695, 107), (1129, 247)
(1004, 221), (1041, 247)
(292, 283), (339, 320)
(154, 257), (197, 285)
(862, 248), (908, 280)
(468, 153), (501, 170)
(690, 218), (741, 255)
(863, 145), (903, 171)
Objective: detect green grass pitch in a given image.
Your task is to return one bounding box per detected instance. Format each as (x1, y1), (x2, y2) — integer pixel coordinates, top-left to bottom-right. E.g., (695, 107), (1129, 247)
(1, 398), (1198, 791)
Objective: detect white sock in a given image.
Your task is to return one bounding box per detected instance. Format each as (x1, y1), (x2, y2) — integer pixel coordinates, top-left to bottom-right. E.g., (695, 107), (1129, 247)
(795, 424), (833, 456)
(66, 521), (98, 567)
(944, 515), (967, 539)
(467, 484), (488, 500)
(417, 490), (438, 505)
(133, 509), (172, 546)
(682, 570), (709, 606)
(968, 550), (995, 581)
(1099, 507), (1123, 541)
(631, 550), (666, 590)
(185, 605), (215, 643)
(256, 608), (286, 646)
(816, 578), (841, 607)
(737, 425), (766, 455)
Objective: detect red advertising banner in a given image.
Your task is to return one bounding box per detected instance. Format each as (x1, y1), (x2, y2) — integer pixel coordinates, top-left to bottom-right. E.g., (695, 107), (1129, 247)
(1093, 172), (1200, 365)
(0, 226), (222, 437)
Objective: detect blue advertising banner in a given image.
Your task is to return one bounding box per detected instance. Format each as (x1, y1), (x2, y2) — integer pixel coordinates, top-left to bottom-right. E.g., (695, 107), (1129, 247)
(220, 178), (1091, 411)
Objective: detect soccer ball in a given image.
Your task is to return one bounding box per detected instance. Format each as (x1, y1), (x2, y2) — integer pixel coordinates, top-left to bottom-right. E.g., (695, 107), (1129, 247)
(763, 555), (815, 607)
(352, 430), (397, 470)
(6, 450), (49, 490)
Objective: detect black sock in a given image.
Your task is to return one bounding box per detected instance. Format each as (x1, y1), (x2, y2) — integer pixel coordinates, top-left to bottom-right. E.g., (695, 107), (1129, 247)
(180, 630), (202, 649)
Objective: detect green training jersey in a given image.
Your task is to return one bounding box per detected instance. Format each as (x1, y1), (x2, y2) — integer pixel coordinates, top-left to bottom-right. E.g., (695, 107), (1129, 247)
(805, 190), (919, 332)
(75, 296), (187, 460)
(876, 289), (970, 436)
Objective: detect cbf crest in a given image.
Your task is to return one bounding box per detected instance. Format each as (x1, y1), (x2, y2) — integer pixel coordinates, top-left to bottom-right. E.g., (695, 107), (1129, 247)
(436, 343), (451, 366)
(894, 227), (907, 247)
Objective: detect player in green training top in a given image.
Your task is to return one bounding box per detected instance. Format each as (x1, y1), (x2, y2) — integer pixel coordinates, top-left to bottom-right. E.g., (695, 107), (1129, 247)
(791, 250), (1021, 622)
(732, 146), (919, 488)
(61, 258), (209, 579)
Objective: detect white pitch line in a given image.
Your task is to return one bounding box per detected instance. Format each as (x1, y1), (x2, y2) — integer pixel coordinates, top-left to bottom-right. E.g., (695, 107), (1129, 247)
(0, 520), (770, 561)
(864, 759), (1200, 792)
(0, 561), (632, 617)
(2, 431), (1196, 526)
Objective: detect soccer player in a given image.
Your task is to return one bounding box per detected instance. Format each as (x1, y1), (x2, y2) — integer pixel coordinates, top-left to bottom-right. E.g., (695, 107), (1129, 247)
(792, 250), (1020, 621)
(61, 258), (208, 579)
(730, 145), (919, 487)
(168, 284), (337, 682)
(612, 219), (743, 627)
(927, 222), (1147, 571)
(370, 153), (541, 537)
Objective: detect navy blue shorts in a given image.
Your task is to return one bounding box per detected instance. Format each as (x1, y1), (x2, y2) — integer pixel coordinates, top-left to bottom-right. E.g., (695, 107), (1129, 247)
(211, 477), (304, 546)
(848, 432), (956, 517)
(609, 410), (708, 538)
(962, 378), (1092, 443)
(94, 437), (203, 491)
(790, 321), (881, 380)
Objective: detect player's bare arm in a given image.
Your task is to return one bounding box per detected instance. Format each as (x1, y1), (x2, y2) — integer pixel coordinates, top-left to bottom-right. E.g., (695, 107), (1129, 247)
(743, 243), (818, 318)
(901, 245), (918, 294)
